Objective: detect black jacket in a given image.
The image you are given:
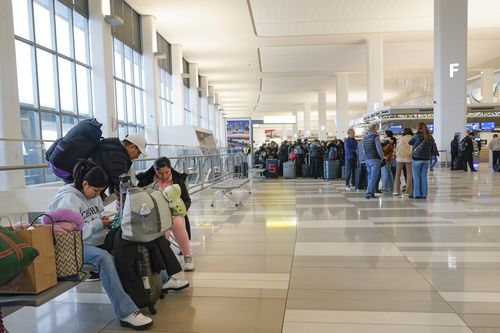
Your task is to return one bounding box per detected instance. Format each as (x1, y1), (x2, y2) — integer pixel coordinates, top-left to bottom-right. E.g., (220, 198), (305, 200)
(136, 166), (192, 239)
(409, 133), (434, 160)
(91, 138), (132, 194)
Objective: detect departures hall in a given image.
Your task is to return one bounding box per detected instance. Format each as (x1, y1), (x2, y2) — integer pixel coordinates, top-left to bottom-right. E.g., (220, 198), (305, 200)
(2, 0), (500, 332)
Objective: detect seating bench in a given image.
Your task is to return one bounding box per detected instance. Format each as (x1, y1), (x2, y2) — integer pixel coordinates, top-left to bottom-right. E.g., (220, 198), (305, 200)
(210, 178), (251, 207)
(248, 167), (266, 181)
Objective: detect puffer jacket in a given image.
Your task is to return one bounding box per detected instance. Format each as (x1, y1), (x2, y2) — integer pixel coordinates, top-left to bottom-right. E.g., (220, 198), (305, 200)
(409, 133), (434, 160)
(91, 138), (132, 194)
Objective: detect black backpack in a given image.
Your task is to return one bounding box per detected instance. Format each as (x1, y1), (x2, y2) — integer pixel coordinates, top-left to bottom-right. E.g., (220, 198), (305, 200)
(45, 118), (103, 182)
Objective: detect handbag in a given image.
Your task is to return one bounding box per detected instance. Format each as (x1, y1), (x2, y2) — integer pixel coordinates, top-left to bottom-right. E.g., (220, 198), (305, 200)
(33, 214), (84, 281)
(0, 219), (39, 286)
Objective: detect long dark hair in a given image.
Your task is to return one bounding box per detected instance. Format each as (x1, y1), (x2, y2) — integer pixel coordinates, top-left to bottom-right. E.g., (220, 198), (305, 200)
(73, 159), (108, 191)
(417, 122), (430, 143)
(153, 157), (172, 171)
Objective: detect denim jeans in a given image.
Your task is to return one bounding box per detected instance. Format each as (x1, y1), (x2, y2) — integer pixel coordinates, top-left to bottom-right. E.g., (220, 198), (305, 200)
(345, 157), (357, 186)
(429, 156), (438, 170)
(412, 160), (430, 198)
(381, 163), (394, 191)
(84, 245), (138, 319)
(365, 159), (381, 197)
(84, 245), (171, 319)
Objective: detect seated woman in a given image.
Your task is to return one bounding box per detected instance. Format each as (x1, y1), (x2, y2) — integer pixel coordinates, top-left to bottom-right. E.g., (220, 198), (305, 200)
(137, 157), (194, 271)
(49, 160), (154, 330)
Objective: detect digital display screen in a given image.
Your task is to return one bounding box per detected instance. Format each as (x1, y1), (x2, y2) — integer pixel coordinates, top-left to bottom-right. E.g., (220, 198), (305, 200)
(389, 125), (402, 133)
(467, 123), (480, 131)
(426, 124), (434, 132)
(481, 122), (495, 130)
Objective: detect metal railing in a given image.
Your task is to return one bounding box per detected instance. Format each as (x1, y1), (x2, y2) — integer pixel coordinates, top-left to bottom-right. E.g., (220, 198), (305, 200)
(0, 138), (247, 194)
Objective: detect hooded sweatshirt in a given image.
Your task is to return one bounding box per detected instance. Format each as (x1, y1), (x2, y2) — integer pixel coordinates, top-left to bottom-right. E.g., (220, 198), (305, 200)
(49, 185), (106, 246)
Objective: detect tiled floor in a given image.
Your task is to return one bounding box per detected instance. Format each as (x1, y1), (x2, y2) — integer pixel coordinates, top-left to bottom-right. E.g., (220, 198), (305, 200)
(5, 167), (500, 332)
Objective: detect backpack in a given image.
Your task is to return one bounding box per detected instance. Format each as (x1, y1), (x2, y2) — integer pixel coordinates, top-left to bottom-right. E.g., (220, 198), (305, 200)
(45, 118), (103, 181)
(121, 187), (172, 243)
(327, 147), (338, 160)
(459, 138), (467, 152)
(288, 151), (296, 161)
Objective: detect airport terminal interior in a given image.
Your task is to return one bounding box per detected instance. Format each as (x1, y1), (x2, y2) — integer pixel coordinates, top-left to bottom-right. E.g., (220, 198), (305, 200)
(2, 0), (500, 332)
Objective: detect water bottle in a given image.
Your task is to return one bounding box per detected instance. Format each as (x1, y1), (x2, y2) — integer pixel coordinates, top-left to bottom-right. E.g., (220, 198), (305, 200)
(139, 203), (151, 216)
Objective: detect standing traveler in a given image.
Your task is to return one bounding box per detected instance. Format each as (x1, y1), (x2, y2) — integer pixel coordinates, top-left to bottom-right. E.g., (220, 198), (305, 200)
(450, 134), (460, 170)
(294, 140), (304, 177)
(309, 139), (324, 179)
(461, 132), (477, 172)
(362, 124), (384, 199)
(429, 141), (440, 171)
(394, 128), (413, 196)
(409, 122), (435, 199)
(381, 135), (394, 192)
(278, 141), (289, 176)
(488, 133), (500, 169)
(356, 137), (368, 190)
(344, 129), (358, 189)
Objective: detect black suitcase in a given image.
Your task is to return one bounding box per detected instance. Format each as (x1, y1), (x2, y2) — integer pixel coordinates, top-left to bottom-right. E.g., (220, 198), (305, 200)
(266, 159), (279, 178)
(302, 164), (312, 178)
(323, 160), (340, 179)
(283, 161), (296, 179)
(355, 164), (367, 189)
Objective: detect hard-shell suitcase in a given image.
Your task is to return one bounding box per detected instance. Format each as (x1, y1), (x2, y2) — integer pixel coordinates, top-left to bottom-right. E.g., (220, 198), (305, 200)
(355, 164), (367, 189)
(135, 245), (163, 314)
(266, 159), (279, 178)
(323, 160), (340, 180)
(283, 161), (296, 179)
(301, 164), (312, 178)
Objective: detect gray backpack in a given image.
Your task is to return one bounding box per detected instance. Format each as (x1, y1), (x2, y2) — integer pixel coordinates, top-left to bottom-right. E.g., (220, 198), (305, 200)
(121, 187), (172, 242)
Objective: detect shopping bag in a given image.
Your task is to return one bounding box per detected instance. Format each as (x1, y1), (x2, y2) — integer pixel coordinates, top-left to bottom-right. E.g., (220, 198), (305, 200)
(35, 214), (84, 281)
(0, 224), (39, 286)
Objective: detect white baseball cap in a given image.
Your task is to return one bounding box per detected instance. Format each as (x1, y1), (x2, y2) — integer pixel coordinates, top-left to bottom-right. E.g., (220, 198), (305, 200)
(124, 134), (148, 157)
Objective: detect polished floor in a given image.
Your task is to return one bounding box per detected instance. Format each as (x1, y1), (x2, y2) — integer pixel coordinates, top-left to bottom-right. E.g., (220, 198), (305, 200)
(5, 166), (500, 332)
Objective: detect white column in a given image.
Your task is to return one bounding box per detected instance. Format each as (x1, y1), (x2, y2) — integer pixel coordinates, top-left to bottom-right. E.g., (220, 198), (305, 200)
(336, 72), (349, 139)
(141, 16), (159, 150)
(0, 0), (24, 188)
(89, 0), (116, 137)
(213, 106), (219, 140)
(318, 92), (327, 140)
(367, 35), (384, 114)
(303, 103), (311, 137)
(171, 44), (185, 125)
(219, 113), (226, 147)
(199, 76), (209, 129)
(189, 63), (200, 127)
(292, 110), (298, 139)
(434, 0), (467, 158)
(208, 85), (214, 131)
(481, 68), (494, 103)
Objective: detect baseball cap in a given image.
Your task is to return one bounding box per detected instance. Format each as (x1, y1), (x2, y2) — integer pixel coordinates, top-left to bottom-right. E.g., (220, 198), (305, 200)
(124, 134), (148, 157)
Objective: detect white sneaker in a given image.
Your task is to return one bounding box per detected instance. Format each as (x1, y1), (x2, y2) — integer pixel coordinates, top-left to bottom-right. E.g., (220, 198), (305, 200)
(345, 186), (351, 190)
(184, 256), (195, 272)
(393, 192), (399, 196)
(162, 277), (190, 292)
(120, 310), (153, 330)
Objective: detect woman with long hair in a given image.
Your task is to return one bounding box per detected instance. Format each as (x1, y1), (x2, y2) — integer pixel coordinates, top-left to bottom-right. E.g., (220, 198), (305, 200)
(408, 123), (435, 199)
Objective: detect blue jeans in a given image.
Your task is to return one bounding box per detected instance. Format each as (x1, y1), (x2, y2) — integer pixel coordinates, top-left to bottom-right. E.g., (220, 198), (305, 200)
(84, 245), (171, 319)
(381, 163), (394, 191)
(365, 159), (381, 197)
(412, 160), (430, 197)
(430, 156), (438, 170)
(345, 157), (357, 186)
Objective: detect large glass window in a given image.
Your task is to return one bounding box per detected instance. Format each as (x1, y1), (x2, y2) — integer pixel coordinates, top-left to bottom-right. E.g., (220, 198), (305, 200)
(157, 33), (173, 126)
(112, 38), (144, 138)
(12, 0), (93, 185)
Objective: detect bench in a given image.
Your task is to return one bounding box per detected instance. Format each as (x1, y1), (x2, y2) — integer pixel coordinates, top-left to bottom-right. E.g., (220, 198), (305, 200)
(248, 167), (266, 181)
(210, 178), (251, 207)
(0, 279), (84, 332)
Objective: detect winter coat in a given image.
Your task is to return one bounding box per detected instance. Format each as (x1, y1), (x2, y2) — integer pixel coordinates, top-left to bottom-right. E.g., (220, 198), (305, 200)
(344, 137), (358, 160)
(396, 134), (413, 162)
(409, 133), (434, 160)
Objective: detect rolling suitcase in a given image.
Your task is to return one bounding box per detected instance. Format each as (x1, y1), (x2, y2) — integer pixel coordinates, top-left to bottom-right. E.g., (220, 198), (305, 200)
(301, 164), (312, 178)
(283, 161), (296, 179)
(323, 160), (340, 180)
(266, 159), (279, 178)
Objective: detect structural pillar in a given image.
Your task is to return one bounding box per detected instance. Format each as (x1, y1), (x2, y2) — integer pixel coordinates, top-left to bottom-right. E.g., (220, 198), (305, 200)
(336, 72), (349, 139)
(434, 0), (467, 157)
(367, 35), (384, 114)
(481, 68), (494, 103)
(318, 92), (327, 141)
(171, 44), (185, 125)
(89, 0), (116, 136)
(199, 76), (209, 129)
(292, 110), (298, 139)
(189, 63), (200, 126)
(208, 86), (215, 132)
(141, 15), (159, 153)
(303, 103), (311, 138)
(0, 0), (24, 188)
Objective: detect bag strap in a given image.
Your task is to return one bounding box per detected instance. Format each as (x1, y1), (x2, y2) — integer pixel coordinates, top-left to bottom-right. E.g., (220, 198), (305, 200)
(0, 216), (13, 229)
(31, 213), (56, 245)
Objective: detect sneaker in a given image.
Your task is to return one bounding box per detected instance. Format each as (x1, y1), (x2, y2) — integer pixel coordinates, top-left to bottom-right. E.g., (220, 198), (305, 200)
(345, 186), (352, 190)
(120, 310), (153, 330)
(86, 271), (100, 282)
(184, 256), (195, 272)
(162, 277), (190, 292)
(393, 192), (399, 196)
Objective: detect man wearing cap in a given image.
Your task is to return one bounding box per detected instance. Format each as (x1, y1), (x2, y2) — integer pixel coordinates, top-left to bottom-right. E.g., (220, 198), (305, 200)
(92, 134), (148, 195)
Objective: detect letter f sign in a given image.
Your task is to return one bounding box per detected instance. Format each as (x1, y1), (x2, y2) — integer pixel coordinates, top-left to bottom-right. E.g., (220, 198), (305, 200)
(449, 63), (459, 78)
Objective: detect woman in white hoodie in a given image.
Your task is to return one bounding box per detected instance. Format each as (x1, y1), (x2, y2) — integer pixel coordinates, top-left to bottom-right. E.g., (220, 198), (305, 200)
(49, 160), (153, 330)
(394, 128), (413, 197)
